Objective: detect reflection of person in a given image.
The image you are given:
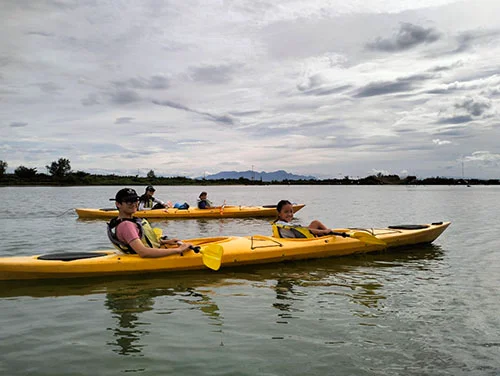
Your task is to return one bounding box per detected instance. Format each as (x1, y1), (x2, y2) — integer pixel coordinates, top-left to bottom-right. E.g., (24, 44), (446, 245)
(197, 191), (213, 209)
(104, 281), (222, 355)
(273, 199), (332, 238)
(108, 188), (192, 257)
(138, 185), (167, 210)
(105, 290), (155, 356)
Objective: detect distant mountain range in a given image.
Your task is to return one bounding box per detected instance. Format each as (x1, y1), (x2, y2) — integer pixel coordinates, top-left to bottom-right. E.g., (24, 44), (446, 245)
(201, 170), (316, 182)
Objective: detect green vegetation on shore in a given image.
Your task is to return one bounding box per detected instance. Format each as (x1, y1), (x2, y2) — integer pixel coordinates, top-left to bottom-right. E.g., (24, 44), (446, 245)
(0, 158), (498, 186)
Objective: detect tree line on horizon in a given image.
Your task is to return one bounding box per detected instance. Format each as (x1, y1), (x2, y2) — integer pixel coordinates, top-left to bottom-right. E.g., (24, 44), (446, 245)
(0, 158), (499, 186)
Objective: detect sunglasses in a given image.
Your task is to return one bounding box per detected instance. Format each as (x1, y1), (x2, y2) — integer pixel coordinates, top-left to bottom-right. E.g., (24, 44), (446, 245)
(123, 198), (139, 204)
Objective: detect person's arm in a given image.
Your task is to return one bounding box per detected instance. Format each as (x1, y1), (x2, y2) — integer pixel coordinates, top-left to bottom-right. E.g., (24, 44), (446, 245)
(153, 197), (165, 205)
(307, 228), (332, 236)
(128, 238), (192, 258)
(153, 197), (167, 208)
(307, 219), (332, 236)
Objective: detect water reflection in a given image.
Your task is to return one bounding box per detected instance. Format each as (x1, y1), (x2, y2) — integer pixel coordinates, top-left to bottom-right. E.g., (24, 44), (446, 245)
(103, 280), (223, 356)
(180, 287), (222, 324)
(264, 244), (445, 322)
(0, 243), (446, 354)
(104, 286), (160, 355)
(0, 274), (224, 357)
(273, 277), (304, 320)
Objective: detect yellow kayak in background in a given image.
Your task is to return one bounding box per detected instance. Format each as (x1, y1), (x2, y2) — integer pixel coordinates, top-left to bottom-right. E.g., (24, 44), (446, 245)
(0, 222), (450, 281)
(75, 204), (305, 219)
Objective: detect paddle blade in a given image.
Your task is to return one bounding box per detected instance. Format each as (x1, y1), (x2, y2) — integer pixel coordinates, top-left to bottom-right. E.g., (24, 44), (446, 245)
(349, 231), (387, 246)
(199, 244), (224, 271)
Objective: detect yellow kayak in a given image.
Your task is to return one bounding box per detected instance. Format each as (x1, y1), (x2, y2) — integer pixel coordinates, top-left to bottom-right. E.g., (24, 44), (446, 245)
(0, 222), (450, 281)
(75, 204), (305, 219)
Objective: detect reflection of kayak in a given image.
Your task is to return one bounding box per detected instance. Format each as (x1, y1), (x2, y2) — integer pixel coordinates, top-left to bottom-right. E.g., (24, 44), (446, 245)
(0, 222), (449, 281)
(75, 204), (305, 219)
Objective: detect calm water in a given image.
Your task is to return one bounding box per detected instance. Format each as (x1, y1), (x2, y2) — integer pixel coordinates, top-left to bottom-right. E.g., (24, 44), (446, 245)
(0, 185), (499, 375)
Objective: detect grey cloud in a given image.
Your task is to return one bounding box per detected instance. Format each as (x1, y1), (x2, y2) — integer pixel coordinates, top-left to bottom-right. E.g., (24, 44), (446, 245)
(437, 96), (493, 124)
(248, 119), (348, 139)
(354, 72), (435, 97)
(453, 32), (475, 54)
(152, 100), (234, 125)
(81, 93), (100, 106)
(429, 65), (455, 73)
(113, 75), (170, 90)
(437, 115), (473, 124)
(455, 97), (491, 116)
(484, 87), (500, 97)
(10, 122), (28, 128)
(296, 72), (353, 96)
(452, 29), (500, 54)
(426, 88), (459, 94)
(115, 117), (135, 124)
(153, 99), (190, 111)
(393, 127), (418, 134)
(355, 81), (413, 97)
(109, 90), (141, 104)
(36, 82), (61, 94)
(189, 64), (239, 84)
(366, 23), (440, 52)
(229, 110), (261, 117)
(209, 114), (234, 124)
(432, 127), (469, 137)
(0, 57), (9, 68)
(27, 31), (53, 37)
(300, 84), (352, 97)
(297, 73), (328, 91)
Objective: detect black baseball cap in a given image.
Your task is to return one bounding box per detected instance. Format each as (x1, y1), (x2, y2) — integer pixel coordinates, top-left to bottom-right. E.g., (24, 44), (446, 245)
(110, 188), (140, 203)
(146, 185), (156, 192)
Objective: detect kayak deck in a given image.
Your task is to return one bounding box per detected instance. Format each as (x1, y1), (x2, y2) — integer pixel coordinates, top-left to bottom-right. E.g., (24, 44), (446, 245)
(75, 204), (305, 219)
(0, 222), (450, 280)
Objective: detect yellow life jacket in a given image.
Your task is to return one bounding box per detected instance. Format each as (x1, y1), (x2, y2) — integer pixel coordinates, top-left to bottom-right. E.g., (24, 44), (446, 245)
(107, 217), (161, 253)
(272, 222), (315, 238)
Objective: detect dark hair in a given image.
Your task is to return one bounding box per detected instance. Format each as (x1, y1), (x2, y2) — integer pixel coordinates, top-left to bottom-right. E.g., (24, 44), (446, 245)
(199, 191), (207, 198)
(276, 200), (292, 213)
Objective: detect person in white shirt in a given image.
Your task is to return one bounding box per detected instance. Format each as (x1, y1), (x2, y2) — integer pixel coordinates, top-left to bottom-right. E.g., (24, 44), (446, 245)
(138, 185), (167, 210)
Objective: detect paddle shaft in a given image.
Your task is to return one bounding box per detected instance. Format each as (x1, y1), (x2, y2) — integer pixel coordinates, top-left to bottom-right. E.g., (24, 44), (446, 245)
(329, 231), (349, 237)
(329, 230), (386, 246)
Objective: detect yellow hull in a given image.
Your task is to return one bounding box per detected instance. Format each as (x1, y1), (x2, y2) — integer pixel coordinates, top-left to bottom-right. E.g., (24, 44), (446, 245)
(0, 222), (450, 281)
(75, 204), (305, 219)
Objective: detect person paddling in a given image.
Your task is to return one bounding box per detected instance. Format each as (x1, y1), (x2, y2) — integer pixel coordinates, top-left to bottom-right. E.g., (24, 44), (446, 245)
(107, 188), (192, 258)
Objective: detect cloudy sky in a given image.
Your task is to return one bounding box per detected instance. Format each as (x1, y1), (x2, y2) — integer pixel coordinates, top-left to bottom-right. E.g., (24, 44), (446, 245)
(2, 0), (500, 179)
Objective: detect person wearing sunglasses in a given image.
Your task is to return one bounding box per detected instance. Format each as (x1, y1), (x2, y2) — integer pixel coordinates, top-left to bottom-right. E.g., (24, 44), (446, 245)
(107, 188), (192, 258)
(138, 185), (168, 210)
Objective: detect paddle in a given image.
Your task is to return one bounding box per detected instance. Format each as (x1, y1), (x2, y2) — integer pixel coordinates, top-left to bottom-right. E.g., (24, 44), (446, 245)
(188, 244), (223, 271)
(329, 231), (387, 246)
(154, 228), (223, 270)
(219, 200), (226, 215)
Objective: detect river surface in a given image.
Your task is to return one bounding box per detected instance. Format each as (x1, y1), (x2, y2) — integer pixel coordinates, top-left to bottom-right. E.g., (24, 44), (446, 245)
(0, 185), (499, 375)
